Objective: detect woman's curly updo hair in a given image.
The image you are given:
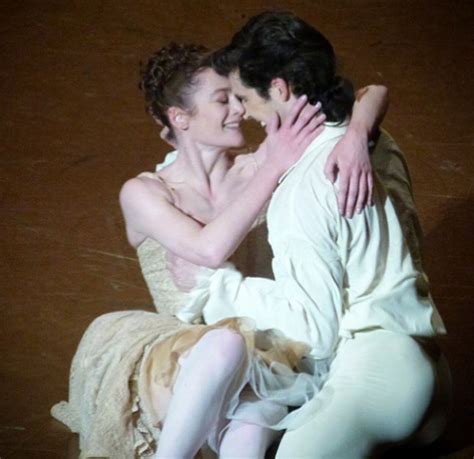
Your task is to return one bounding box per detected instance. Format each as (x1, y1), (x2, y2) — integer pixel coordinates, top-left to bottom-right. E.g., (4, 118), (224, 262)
(140, 43), (211, 137)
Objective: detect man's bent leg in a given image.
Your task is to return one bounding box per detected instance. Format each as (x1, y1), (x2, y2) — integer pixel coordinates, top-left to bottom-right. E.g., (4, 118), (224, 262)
(277, 329), (444, 459)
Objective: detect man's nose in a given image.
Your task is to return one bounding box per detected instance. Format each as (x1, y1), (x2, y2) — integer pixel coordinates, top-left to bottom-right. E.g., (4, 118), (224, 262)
(233, 100), (245, 117)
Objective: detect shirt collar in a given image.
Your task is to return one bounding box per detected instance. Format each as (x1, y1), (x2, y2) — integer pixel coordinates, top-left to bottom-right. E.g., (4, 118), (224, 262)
(277, 121), (349, 184)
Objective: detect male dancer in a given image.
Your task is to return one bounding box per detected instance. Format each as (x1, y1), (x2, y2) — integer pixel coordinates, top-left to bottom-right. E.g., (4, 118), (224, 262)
(173, 12), (451, 458)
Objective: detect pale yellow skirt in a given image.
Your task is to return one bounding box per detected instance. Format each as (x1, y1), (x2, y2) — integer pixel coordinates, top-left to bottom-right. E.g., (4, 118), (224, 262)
(52, 311), (322, 458)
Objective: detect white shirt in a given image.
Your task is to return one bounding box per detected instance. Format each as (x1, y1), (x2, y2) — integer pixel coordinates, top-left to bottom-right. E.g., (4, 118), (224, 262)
(177, 125), (446, 359)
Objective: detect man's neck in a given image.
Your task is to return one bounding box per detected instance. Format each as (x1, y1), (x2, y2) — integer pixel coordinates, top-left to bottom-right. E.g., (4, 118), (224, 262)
(277, 93), (299, 122)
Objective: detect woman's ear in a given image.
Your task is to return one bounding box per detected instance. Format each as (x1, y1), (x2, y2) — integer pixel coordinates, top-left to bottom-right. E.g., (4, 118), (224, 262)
(168, 106), (190, 131)
(269, 78), (291, 102)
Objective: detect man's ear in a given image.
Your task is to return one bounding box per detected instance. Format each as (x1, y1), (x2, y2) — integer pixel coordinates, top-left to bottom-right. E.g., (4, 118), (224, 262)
(168, 106), (190, 131)
(269, 78), (291, 102)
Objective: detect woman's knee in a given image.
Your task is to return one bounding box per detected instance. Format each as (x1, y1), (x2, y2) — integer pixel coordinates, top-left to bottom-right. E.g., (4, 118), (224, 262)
(219, 421), (280, 458)
(192, 328), (247, 376)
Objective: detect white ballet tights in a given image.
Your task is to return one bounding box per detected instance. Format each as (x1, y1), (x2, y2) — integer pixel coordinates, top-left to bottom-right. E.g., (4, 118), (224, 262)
(153, 329), (248, 459)
(218, 420), (282, 458)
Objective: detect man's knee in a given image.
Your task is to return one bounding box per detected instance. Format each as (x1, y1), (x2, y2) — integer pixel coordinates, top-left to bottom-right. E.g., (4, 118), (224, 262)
(374, 336), (437, 442)
(392, 345), (452, 446)
(277, 332), (442, 458)
(276, 388), (371, 459)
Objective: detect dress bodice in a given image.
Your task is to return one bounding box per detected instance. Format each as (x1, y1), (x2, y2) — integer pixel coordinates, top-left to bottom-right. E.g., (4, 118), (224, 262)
(136, 152), (273, 316)
(136, 238), (189, 315)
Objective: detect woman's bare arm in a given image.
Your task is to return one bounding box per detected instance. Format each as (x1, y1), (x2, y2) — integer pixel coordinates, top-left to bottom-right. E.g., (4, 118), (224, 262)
(120, 96), (324, 268)
(351, 85), (389, 138)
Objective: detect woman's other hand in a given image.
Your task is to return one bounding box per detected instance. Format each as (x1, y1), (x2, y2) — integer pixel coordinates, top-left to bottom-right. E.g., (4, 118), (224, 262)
(166, 250), (201, 292)
(325, 84), (387, 218)
(324, 126), (373, 218)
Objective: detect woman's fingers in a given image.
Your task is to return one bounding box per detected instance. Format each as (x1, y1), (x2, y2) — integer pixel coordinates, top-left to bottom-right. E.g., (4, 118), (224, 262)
(298, 124), (325, 153)
(262, 96), (325, 173)
(292, 102), (323, 135)
(265, 112), (280, 135)
(296, 112), (326, 138)
(284, 95), (309, 127)
(338, 169), (373, 217)
(337, 170), (350, 215)
(295, 113), (325, 147)
(315, 112), (326, 126)
(279, 96), (324, 149)
(368, 172), (374, 206)
(355, 174), (368, 215)
(344, 173), (360, 218)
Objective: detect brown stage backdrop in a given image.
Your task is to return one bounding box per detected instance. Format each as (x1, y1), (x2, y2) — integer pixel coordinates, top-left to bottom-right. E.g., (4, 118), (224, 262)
(1, 1), (473, 457)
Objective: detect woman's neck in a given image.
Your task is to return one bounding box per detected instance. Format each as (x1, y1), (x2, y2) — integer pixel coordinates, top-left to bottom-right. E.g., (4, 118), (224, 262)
(164, 141), (231, 200)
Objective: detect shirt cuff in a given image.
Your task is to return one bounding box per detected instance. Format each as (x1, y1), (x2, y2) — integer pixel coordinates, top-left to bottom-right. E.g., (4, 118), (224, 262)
(176, 262), (236, 324)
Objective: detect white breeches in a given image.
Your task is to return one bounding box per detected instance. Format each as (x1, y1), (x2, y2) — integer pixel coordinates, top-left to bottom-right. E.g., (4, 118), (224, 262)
(277, 329), (452, 459)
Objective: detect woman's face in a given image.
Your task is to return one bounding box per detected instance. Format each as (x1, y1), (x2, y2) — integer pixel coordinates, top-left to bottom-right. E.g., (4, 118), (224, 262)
(186, 68), (245, 149)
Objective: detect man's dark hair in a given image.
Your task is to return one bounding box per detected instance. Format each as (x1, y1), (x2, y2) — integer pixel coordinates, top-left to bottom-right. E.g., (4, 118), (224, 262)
(213, 11), (354, 122)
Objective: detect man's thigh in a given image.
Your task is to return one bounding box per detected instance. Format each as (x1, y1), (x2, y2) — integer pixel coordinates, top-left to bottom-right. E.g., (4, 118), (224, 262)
(277, 330), (436, 459)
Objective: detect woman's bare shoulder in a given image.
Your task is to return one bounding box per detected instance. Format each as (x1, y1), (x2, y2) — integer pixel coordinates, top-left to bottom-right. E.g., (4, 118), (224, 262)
(119, 172), (172, 210)
(120, 173), (175, 248)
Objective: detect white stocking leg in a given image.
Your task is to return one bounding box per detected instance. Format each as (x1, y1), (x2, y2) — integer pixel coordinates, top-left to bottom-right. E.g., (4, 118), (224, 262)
(154, 329), (246, 459)
(219, 420), (282, 459)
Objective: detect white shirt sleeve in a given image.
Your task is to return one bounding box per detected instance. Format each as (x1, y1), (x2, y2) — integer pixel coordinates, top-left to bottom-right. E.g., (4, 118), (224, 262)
(178, 237), (344, 359)
(177, 152), (345, 359)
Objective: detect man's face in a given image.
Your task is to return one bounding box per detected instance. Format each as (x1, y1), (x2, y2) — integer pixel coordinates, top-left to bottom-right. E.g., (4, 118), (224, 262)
(229, 71), (277, 126)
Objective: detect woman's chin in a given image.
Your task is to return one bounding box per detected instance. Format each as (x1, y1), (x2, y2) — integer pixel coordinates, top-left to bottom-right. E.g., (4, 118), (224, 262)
(234, 136), (246, 148)
(226, 133), (245, 149)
